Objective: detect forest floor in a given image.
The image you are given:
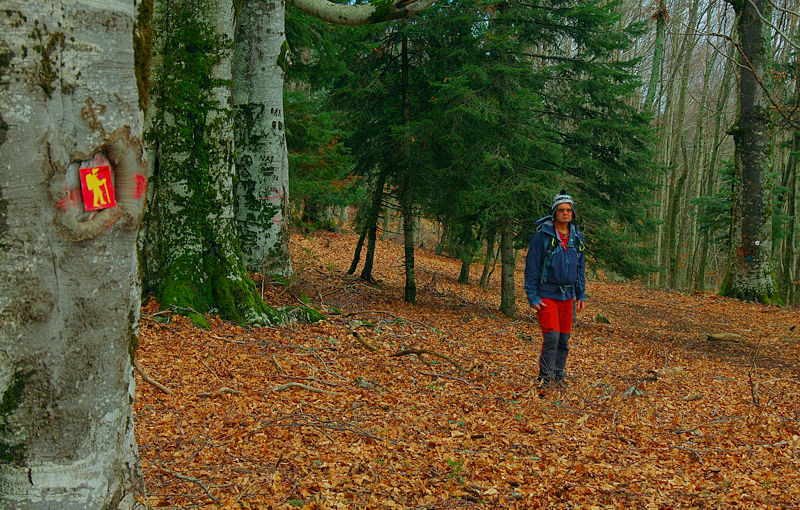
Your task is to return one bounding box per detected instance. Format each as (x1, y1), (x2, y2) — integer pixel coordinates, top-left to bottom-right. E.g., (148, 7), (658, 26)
(135, 229), (800, 509)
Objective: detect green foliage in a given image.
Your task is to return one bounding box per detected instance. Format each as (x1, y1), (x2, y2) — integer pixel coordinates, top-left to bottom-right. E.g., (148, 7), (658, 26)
(285, 8), (360, 230)
(286, 90), (358, 228)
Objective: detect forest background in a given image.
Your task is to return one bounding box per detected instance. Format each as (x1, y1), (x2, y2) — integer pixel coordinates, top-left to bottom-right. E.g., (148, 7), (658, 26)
(1, 0), (799, 507)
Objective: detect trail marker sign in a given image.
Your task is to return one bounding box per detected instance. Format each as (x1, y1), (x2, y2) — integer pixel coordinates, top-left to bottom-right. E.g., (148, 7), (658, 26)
(79, 165), (116, 211)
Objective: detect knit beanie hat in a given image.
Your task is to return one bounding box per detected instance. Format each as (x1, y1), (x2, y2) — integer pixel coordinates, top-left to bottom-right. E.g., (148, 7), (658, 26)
(551, 190), (575, 217)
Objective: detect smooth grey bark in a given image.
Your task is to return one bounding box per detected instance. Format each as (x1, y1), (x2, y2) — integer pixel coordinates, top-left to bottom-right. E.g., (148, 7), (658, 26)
(721, 0), (778, 303)
(233, 0), (292, 277)
(499, 218), (516, 318)
(287, 0), (436, 25)
(0, 1), (146, 507)
(141, 0), (272, 325)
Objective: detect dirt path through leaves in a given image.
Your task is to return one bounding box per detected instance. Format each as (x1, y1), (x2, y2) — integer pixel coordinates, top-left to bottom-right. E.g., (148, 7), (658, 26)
(135, 230), (800, 508)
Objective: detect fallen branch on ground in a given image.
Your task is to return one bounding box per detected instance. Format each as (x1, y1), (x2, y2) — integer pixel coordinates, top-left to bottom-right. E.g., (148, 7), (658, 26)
(156, 467), (217, 501)
(134, 359), (173, 395)
(198, 387), (242, 398)
(270, 382), (339, 395)
(351, 330), (377, 351)
(391, 348), (465, 372)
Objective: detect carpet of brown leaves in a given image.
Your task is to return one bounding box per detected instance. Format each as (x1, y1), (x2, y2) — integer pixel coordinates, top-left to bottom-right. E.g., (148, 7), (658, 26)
(135, 230), (800, 509)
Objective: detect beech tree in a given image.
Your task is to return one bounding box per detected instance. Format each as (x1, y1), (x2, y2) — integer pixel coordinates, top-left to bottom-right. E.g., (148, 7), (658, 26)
(141, 0), (274, 326)
(0, 1), (146, 506)
(720, 0), (779, 302)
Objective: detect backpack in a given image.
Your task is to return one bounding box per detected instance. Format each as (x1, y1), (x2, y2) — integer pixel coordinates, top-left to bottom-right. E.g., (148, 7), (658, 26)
(539, 225), (585, 289)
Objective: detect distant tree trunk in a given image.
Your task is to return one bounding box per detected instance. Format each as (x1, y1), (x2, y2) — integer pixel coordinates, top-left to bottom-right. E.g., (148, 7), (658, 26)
(401, 186), (417, 303)
(380, 205), (390, 239)
(720, 0), (778, 303)
(686, 26), (716, 291)
(480, 225), (498, 288)
(644, 0), (668, 111)
(457, 227), (478, 285)
(142, 0), (271, 326)
(664, 0), (699, 289)
(359, 170), (387, 282)
(301, 198), (335, 229)
(233, 0), (292, 277)
(335, 204), (349, 230)
(694, 44), (735, 291)
(400, 29), (416, 303)
(459, 257), (471, 284)
(0, 1), (146, 506)
(348, 229), (368, 274)
(500, 218), (516, 318)
(782, 134), (798, 305)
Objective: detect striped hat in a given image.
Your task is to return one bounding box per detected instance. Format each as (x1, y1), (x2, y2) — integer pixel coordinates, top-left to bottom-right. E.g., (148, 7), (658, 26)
(551, 190), (575, 217)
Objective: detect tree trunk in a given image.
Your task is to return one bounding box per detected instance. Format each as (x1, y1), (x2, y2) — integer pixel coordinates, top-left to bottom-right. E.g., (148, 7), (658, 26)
(301, 198), (336, 230)
(233, 0), (292, 277)
(401, 184), (417, 303)
(664, 0), (699, 289)
(644, 0), (668, 111)
(335, 204), (349, 230)
(480, 224), (498, 288)
(720, 0), (778, 303)
(399, 28), (416, 303)
(141, 0), (271, 326)
(359, 171), (387, 282)
(0, 1), (146, 506)
(499, 218), (516, 318)
(695, 43), (735, 291)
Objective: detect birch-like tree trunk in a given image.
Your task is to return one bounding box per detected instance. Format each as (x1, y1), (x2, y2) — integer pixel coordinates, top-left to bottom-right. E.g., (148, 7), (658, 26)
(644, 0), (668, 111)
(233, 0), (292, 277)
(0, 1), (146, 506)
(721, 0), (778, 303)
(141, 0), (272, 326)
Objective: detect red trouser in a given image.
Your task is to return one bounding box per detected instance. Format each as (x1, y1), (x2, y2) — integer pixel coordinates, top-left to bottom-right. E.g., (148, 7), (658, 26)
(536, 298), (574, 334)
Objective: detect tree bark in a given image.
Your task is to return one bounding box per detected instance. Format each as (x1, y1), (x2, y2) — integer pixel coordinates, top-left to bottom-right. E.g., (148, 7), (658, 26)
(141, 0), (272, 326)
(287, 0), (436, 25)
(720, 0), (778, 303)
(401, 185), (417, 303)
(0, 1), (146, 506)
(499, 218), (516, 318)
(359, 170), (387, 282)
(644, 0), (668, 111)
(480, 224), (497, 288)
(694, 42), (735, 291)
(233, 0), (292, 277)
(400, 28), (416, 303)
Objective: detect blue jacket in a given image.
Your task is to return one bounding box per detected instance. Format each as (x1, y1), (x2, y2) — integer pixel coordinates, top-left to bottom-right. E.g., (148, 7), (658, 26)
(524, 218), (586, 306)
